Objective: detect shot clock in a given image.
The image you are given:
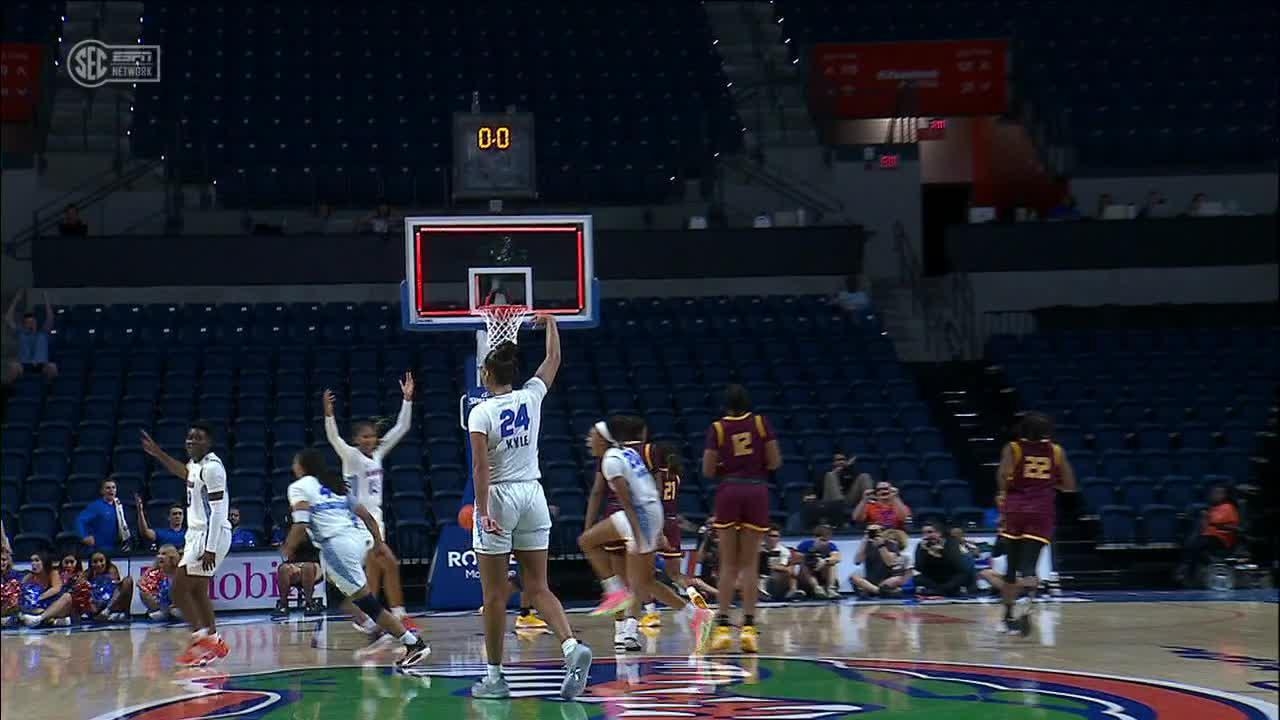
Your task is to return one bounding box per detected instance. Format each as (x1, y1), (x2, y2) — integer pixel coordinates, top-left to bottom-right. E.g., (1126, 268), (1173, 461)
(452, 112), (537, 200)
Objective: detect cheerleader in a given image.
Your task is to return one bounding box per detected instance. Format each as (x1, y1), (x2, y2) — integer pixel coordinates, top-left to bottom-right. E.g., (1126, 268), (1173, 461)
(1, 548), (22, 627)
(58, 554), (94, 620)
(19, 552), (73, 627)
(86, 552), (133, 622)
(139, 545), (181, 621)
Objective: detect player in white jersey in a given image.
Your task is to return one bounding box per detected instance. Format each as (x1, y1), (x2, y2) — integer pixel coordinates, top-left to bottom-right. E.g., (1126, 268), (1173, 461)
(322, 371), (414, 624)
(579, 417), (712, 648)
(466, 315), (592, 700)
(282, 448), (430, 667)
(141, 421), (233, 667)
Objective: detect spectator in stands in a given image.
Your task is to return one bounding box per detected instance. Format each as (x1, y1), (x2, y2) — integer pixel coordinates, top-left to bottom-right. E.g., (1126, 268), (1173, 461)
(1047, 195), (1081, 221)
(135, 496), (185, 551)
(5, 289), (58, 382)
(759, 526), (803, 600)
(139, 545), (181, 621)
(796, 524), (842, 598)
(57, 203), (88, 236)
(1, 519), (9, 555)
(77, 478), (133, 554)
(1176, 485), (1241, 586)
(1138, 190), (1171, 219)
(85, 551), (132, 622)
(272, 512), (324, 619)
(852, 480), (911, 530)
(804, 455), (867, 530)
(362, 203), (393, 235)
(850, 526), (910, 597)
(1186, 192), (1208, 217)
(228, 506), (258, 550)
(1094, 193), (1115, 219)
(18, 551), (73, 627)
(913, 522), (973, 598)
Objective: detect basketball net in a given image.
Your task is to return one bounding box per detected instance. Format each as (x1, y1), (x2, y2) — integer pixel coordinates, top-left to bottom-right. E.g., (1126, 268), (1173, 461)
(476, 304), (531, 355)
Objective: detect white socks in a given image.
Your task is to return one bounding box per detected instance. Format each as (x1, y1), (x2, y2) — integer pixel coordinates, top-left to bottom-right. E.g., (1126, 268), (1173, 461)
(614, 620), (625, 637)
(399, 631), (419, 646)
(359, 617), (378, 633)
(486, 664), (503, 683)
(643, 602), (657, 615)
(602, 576), (625, 594)
(391, 606), (406, 619)
(561, 638), (580, 657)
(191, 628), (209, 641)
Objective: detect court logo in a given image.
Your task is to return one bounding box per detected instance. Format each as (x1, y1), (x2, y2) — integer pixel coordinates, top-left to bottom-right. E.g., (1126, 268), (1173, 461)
(97, 656), (1276, 720)
(67, 39), (161, 88)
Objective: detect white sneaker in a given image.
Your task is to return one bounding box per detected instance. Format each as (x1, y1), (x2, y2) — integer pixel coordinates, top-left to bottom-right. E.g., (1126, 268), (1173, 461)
(19, 614), (42, 628)
(354, 633), (401, 659)
(50, 617), (71, 627)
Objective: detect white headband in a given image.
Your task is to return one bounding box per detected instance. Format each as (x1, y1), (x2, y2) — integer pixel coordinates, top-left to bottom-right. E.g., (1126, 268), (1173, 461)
(594, 420), (617, 446)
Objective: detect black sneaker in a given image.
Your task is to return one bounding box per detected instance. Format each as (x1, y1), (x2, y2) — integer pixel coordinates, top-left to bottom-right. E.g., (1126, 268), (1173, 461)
(304, 599), (325, 617)
(271, 601), (289, 621)
(1017, 612), (1034, 637)
(397, 640), (432, 668)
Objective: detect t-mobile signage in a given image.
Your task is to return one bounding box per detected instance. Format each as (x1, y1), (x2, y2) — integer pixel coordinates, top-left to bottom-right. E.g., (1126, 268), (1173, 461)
(126, 552), (326, 615)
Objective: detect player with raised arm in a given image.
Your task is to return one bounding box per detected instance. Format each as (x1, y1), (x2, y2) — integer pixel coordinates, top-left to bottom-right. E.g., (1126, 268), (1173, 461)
(702, 385), (782, 654)
(323, 371), (415, 628)
(467, 315), (592, 700)
(140, 421), (233, 667)
(282, 449), (430, 667)
(995, 411), (1077, 636)
(578, 417), (713, 650)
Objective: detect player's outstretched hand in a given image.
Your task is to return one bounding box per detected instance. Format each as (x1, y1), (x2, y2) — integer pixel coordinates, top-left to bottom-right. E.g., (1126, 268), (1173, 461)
(532, 313), (556, 329)
(322, 389), (336, 417)
(140, 430), (161, 458)
(399, 372), (415, 401)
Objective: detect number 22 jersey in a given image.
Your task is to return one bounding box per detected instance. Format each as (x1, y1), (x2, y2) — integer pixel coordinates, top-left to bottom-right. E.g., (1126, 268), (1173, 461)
(467, 377), (546, 484)
(1004, 439), (1063, 517)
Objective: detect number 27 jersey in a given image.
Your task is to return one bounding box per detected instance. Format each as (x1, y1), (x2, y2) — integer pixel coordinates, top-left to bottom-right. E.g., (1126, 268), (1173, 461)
(467, 377), (546, 483)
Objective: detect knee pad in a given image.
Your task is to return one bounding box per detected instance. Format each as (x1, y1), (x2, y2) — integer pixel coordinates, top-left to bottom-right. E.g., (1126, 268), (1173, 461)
(353, 593), (384, 620)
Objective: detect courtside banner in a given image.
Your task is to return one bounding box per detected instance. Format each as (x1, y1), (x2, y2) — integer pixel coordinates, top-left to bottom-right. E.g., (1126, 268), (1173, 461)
(121, 551), (326, 615)
(0, 43), (44, 121)
(810, 39), (1009, 118)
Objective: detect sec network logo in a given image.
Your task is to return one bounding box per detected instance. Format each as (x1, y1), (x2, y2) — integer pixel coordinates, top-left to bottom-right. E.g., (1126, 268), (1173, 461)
(98, 656), (1275, 720)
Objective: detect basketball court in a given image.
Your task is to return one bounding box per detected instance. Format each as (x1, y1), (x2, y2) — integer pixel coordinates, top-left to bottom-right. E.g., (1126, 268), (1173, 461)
(1, 594), (1276, 719)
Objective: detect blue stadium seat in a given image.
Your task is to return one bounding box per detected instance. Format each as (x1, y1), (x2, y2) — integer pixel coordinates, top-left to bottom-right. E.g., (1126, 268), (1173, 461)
(1097, 505), (1137, 547)
(1079, 477), (1117, 514)
(19, 504), (58, 536)
(391, 491), (428, 523)
(936, 479), (972, 511)
(22, 480), (62, 506)
(1119, 476), (1158, 509)
(1140, 504), (1179, 547)
(394, 520), (434, 560)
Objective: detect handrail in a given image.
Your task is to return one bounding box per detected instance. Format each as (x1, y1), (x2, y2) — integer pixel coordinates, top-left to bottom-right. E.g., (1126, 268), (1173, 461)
(5, 156), (166, 260)
(727, 154), (845, 217)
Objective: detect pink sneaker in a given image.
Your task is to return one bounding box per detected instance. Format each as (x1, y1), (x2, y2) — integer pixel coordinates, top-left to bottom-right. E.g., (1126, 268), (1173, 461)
(590, 589), (635, 617)
(690, 608), (714, 651)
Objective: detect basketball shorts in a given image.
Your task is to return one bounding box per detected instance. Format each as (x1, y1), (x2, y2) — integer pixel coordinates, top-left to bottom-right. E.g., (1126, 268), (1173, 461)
(1000, 511), (1054, 545)
(180, 528), (231, 577)
(473, 480), (551, 555)
(319, 531), (374, 596)
(607, 503), (664, 555)
(658, 518), (683, 559)
(602, 501), (626, 553)
(712, 481), (770, 532)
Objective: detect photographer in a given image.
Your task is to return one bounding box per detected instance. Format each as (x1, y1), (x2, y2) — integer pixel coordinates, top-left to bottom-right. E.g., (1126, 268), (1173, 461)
(690, 519), (720, 601)
(852, 480), (911, 530)
(913, 523), (974, 598)
(795, 524), (842, 598)
(804, 455), (869, 530)
(851, 526), (910, 597)
(759, 526), (805, 600)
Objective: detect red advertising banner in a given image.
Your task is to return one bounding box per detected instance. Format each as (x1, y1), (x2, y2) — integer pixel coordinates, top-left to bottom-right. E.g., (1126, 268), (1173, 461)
(1, 43), (45, 122)
(810, 39), (1008, 119)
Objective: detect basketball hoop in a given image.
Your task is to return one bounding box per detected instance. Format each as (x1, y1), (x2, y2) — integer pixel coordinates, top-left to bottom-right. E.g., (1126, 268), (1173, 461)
(475, 304), (532, 354)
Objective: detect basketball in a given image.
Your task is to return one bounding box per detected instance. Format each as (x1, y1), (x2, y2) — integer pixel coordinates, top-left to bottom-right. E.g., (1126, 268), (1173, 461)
(458, 503), (475, 531)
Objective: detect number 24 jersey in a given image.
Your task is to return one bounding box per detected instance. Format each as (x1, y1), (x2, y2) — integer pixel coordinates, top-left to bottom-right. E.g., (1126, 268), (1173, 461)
(467, 377), (547, 484)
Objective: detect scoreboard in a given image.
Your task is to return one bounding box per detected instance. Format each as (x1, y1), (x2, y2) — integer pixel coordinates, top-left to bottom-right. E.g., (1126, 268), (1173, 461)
(452, 112), (537, 200)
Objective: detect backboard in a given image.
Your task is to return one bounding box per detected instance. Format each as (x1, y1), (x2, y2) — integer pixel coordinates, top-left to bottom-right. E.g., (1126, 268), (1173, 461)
(400, 214), (598, 332)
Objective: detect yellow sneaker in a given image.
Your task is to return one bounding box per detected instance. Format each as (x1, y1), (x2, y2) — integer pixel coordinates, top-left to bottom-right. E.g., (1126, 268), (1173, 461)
(686, 587), (709, 610)
(710, 625), (734, 653)
(639, 611), (662, 628)
(515, 612), (549, 632)
(739, 625), (759, 654)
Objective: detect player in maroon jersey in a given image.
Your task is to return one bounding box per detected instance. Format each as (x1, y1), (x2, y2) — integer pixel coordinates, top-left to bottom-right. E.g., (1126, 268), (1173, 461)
(995, 412), (1077, 636)
(637, 439), (710, 628)
(702, 384), (782, 654)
